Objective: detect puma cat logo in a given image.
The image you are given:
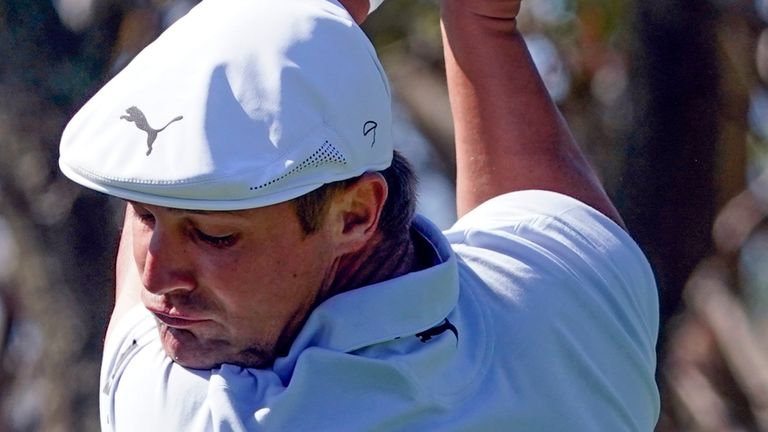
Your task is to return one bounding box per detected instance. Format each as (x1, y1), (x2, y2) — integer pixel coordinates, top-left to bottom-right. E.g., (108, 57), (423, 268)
(120, 106), (183, 156)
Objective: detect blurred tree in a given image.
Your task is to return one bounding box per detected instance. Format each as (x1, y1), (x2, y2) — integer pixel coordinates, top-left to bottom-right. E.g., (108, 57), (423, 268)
(0, 0), (157, 429)
(1, 0), (761, 430)
(618, 0), (721, 335)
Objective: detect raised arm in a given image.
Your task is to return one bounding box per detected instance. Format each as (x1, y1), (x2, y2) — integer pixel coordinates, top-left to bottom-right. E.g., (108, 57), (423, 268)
(440, 0), (623, 224)
(107, 205), (142, 340)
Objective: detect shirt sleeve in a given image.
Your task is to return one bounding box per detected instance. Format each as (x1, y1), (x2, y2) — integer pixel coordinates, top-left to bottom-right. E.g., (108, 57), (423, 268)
(444, 190), (660, 431)
(100, 305), (286, 432)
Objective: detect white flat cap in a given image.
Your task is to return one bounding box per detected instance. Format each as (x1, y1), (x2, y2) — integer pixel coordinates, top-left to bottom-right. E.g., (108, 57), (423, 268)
(59, 0), (393, 210)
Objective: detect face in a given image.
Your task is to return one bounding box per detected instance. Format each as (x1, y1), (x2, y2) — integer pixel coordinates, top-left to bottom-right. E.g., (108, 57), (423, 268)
(129, 200), (339, 370)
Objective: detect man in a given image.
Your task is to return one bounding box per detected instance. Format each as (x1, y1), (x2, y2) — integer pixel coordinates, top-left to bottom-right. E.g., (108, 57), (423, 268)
(59, 0), (660, 430)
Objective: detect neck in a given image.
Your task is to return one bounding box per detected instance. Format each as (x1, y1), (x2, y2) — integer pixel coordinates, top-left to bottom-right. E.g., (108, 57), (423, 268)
(329, 231), (416, 296)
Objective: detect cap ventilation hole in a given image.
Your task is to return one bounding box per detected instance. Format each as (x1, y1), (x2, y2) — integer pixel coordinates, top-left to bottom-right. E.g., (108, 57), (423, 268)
(249, 141), (347, 191)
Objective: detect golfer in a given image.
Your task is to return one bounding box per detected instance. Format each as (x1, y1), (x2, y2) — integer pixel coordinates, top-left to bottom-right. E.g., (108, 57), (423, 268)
(59, 0), (660, 430)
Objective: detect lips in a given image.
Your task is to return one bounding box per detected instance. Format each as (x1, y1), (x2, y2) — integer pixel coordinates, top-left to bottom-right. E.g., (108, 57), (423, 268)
(149, 310), (209, 329)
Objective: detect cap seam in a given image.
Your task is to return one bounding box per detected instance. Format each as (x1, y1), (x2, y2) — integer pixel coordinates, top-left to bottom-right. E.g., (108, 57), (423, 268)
(64, 163), (221, 186)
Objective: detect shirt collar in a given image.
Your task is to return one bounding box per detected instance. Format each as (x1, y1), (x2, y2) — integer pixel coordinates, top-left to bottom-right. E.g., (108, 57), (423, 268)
(272, 215), (459, 377)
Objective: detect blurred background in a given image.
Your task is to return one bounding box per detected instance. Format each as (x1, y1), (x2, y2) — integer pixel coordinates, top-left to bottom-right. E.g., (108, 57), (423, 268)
(0, 0), (765, 430)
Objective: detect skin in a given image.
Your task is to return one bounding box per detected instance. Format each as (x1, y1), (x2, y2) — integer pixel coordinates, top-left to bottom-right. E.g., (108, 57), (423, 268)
(130, 200), (335, 369)
(338, 0), (368, 24)
(440, 0), (623, 225)
(113, 173), (413, 369)
(109, 0), (624, 369)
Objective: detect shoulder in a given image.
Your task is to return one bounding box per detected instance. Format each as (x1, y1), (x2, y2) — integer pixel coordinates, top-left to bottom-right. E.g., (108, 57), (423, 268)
(444, 190), (658, 352)
(101, 307), (210, 430)
(443, 190), (661, 430)
(444, 190), (652, 288)
(446, 189), (629, 244)
(101, 305), (287, 431)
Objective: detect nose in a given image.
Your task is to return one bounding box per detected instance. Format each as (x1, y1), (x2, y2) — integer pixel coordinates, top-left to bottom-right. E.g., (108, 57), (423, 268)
(136, 224), (196, 296)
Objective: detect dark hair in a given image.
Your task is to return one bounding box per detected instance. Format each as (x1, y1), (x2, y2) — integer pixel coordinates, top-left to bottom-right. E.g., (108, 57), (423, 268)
(292, 151), (417, 240)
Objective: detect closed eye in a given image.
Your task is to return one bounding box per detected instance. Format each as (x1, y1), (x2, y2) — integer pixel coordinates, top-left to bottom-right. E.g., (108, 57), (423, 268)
(195, 229), (237, 248)
(134, 209), (156, 226)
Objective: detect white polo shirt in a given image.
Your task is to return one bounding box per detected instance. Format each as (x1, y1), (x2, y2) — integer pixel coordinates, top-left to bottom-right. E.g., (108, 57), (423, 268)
(100, 190), (660, 431)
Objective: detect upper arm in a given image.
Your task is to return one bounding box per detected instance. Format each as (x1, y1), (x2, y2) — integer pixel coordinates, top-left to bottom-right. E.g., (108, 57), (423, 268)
(440, 0), (623, 226)
(446, 191), (659, 429)
(106, 205), (143, 341)
(336, 0), (369, 24)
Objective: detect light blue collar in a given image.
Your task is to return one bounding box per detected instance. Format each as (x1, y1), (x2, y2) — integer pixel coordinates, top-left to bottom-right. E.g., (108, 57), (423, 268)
(272, 215), (459, 381)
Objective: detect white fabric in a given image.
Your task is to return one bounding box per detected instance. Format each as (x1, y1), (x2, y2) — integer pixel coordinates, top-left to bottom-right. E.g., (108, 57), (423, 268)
(100, 190), (659, 431)
(59, 0), (392, 211)
(369, 0), (386, 14)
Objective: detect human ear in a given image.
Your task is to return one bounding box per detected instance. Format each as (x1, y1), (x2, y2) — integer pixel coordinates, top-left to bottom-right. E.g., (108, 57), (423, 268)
(328, 172), (388, 253)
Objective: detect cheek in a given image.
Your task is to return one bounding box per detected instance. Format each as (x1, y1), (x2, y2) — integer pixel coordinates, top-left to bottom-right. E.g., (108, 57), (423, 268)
(131, 229), (150, 272)
(197, 224), (335, 313)
(204, 259), (304, 343)
(203, 248), (318, 315)
(196, 252), (282, 306)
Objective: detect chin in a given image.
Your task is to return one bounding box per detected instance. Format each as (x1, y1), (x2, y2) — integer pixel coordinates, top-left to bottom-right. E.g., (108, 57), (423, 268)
(158, 325), (273, 370)
(171, 354), (221, 370)
(158, 326), (217, 369)
(171, 350), (272, 370)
